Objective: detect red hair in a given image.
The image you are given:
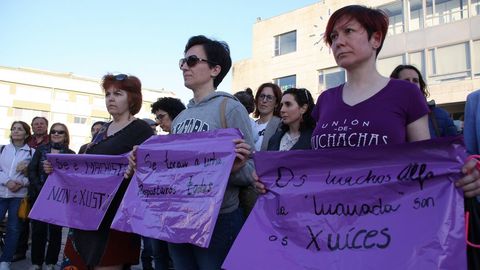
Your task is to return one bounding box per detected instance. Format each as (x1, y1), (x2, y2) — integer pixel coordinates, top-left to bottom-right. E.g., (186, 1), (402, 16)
(324, 5), (388, 56)
(102, 74), (143, 115)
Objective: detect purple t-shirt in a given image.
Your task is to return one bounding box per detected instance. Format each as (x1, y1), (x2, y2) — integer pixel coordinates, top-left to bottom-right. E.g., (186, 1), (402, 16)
(311, 79), (429, 149)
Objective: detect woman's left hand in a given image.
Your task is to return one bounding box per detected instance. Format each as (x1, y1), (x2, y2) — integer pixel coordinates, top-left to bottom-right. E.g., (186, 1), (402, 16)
(231, 139), (251, 173)
(43, 160), (53, 174)
(124, 145), (138, 179)
(456, 159), (480, 198)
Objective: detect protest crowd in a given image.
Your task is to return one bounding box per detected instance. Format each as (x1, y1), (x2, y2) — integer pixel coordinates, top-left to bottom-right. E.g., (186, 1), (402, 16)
(0, 4), (479, 270)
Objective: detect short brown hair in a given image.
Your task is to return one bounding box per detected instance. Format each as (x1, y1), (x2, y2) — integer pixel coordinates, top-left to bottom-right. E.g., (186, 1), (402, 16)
(102, 74), (143, 115)
(324, 5), (388, 56)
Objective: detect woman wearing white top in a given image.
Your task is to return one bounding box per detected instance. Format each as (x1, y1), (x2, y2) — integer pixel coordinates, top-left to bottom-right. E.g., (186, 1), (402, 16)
(252, 83), (282, 151)
(0, 121), (34, 270)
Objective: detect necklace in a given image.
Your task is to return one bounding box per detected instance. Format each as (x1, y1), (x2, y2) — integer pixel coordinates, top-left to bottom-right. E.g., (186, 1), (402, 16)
(279, 132), (300, 151)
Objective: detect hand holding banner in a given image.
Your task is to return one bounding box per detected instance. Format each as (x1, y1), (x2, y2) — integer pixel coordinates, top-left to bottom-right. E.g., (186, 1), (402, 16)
(111, 128), (240, 248)
(223, 137), (467, 270)
(29, 154), (128, 230)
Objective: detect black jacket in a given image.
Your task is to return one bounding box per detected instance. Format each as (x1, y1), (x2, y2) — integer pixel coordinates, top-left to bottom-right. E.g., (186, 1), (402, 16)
(28, 143), (75, 201)
(267, 128), (313, 151)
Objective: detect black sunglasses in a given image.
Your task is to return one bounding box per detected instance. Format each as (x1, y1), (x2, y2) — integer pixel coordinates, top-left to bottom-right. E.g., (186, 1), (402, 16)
(51, 130), (66, 135)
(114, 74), (128, 81)
(179, 55), (218, 69)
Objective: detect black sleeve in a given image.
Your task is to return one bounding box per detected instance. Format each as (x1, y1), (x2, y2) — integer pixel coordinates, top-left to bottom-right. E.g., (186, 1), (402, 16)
(133, 120), (154, 146)
(27, 149), (42, 200)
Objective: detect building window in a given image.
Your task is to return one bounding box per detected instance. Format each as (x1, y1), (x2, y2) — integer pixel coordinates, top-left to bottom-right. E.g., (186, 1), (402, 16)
(425, 0), (468, 28)
(52, 113), (68, 124)
(409, 0), (424, 31)
(15, 86), (51, 103)
(473, 0), (480, 16)
(428, 42), (471, 82)
(382, 1), (404, 35)
(318, 67), (346, 90)
(55, 92), (69, 102)
(274, 75), (296, 91)
(76, 94), (89, 104)
(74, 116), (87, 124)
(274, 31), (296, 56)
(378, 55), (406, 77)
(473, 40), (480, 76)
(12, 108), (49, 123)
(93, 96), (104, 108)
(408, 51), (426, 77)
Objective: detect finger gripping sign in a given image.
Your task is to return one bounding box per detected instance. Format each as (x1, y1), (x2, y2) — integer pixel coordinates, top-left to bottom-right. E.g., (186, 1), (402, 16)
(29, 154), (128, 230)
(223, 137), (467, 270)
(111, 128), (240, 248)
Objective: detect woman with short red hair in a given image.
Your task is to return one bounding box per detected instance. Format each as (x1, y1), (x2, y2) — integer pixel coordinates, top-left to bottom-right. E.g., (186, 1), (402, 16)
(62, 74), (153, 270)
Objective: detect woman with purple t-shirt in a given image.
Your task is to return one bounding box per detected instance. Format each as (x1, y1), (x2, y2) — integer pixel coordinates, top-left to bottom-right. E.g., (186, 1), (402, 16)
(255, 5), (480, 199)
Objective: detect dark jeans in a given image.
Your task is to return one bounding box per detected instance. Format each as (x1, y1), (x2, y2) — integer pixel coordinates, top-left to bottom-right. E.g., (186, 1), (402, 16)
(142, 237), (169, 270)
(0, 197), (22, 262)
(31, 220), (62, 265)
(168, 208), (244, 270)
(14, 218), (29, 257)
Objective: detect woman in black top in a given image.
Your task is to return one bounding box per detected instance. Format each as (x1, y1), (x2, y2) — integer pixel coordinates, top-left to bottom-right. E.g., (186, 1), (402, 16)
(46, 74), (153, 270)
(28, 123), (75, 270)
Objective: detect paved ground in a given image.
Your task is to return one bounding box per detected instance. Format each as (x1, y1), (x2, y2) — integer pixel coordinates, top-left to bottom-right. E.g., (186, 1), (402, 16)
(9, 228), (143, 270)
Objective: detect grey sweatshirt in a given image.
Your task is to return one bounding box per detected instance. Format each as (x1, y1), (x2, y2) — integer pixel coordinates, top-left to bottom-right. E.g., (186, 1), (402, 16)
(171, 91), (255, 214)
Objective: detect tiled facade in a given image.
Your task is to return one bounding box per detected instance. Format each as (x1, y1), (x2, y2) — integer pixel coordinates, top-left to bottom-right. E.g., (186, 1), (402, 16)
(0, 66), (174, 151)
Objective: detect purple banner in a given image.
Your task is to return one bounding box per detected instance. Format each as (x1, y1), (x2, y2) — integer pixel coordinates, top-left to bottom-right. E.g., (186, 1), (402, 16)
(224, 137), (467, 270)
(111, 128), (240, 248)
(29, 154), (128, 230)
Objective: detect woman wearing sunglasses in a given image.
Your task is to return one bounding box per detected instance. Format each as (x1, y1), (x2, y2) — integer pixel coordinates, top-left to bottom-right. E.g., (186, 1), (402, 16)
(0, 121), (34, 270)
(28, 123), (74, 270)
(168, 35), (254, 269)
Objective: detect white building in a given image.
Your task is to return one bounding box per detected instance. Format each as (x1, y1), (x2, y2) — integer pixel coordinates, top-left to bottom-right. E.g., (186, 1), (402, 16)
(233, 0), (480, 119)
(0, 66), (175, 151)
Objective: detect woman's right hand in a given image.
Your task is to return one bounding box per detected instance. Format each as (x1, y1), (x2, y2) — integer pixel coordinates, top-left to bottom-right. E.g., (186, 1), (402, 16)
(253, 171), (267, 194)
(124, 145), (138, 179)
(43, 160), (53, 174)
(6, 180), (22, 192)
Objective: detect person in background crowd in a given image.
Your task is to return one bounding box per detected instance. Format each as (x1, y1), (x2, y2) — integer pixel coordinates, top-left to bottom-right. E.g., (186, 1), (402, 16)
(28, 123), (75, 270)
(27, 117), (49, 149)
(78, 121), (106, 154)
(390, 64), (457, 138)
(47, 74), (153, 270)
(14, 116), (50, 263)
(454, 115), (464, 134)
(151, 97), (186, 134)
(252, 83), (282, 152)
(0, 121), (34, 270)
(142, 118), (158, 135)
(138, 97), (186, 270)
(234, 88), (255, 115)
(267, 88), (315, 151)
(238, 83), (282, 217)
(234, 88), (256, 144)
